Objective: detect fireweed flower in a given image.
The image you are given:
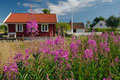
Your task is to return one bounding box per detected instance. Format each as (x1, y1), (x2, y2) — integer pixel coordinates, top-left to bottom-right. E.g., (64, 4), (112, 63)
(54, 36), (64, 45)
(70, 42), (78, 57)
(52, 49), (69, 63)
(105, 48), (110, 52)
(103, 78), (112, 80)
(76, 40), (81, 45)
(88, 39), (96, 47)
(100, 42), (110, 52)
(46, 39), (55, 46)
(3, 62), (18, 79)
(84, 49), (93, 59)
(114, 56), (119, 63)
(14, 53), (24, 63)
(27, 20), (39, 33)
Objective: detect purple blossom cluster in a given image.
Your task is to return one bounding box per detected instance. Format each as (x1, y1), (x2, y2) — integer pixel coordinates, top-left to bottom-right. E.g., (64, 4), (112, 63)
(27, 20), (39, 33)
(83, 49), (93, 59)
(3, 62), (18, 79)
(54, 36), (64, 45)
(14, 50), (29, 63)
(103, 78), (112, 80)
(70, 42), (78, 57)
(100, 42), (110, 52)
(52, 49), (69, 63)
(88, 39), (96, 48)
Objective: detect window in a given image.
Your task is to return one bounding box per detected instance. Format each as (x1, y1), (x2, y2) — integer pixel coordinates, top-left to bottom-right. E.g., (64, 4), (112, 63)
(41, 24), (48, 32)
(100, 23), (103, 26)
(16, 24), (23, 32)
(73, 29), (76, 33)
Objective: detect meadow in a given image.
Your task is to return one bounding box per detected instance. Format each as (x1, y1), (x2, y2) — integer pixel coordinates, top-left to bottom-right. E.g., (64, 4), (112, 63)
(0, 32), (120, 80)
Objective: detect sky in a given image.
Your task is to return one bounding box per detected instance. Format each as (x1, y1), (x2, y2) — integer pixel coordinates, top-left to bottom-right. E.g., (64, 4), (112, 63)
(0, 0), (120, 24)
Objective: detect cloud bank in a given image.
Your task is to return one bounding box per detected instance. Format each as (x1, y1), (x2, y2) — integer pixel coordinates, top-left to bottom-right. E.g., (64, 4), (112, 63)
(22, 0), (114, 15)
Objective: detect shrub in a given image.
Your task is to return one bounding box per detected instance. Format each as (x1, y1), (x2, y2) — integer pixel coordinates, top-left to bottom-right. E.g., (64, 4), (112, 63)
(94, 28), (120, 32)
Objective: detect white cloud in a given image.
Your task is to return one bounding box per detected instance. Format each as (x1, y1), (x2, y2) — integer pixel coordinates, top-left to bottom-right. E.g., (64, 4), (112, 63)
(48, 0), (96, 15)
(102, 0), (113, 2)
(23, 3), (40, 8)
(17, 2), (20, 6)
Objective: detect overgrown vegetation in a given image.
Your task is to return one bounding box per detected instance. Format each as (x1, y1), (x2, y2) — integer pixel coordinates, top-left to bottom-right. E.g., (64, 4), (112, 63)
(0, 32), (120, 80)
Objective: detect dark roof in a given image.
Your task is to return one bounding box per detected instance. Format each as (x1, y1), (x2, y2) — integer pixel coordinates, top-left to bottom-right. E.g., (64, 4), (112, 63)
(68, 23), (85, 29)
(4, 13), (57, 23)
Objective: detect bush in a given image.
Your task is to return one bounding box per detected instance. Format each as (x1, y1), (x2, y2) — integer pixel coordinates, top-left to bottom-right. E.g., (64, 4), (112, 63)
(94, 28), (120, 32)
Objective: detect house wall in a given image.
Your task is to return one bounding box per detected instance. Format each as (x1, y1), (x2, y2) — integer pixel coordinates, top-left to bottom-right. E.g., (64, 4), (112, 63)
(76, 29), (85, 33)
(8, 24), (16, 32)
(93, 21), (108, 29)
(8, 24), (56, 37)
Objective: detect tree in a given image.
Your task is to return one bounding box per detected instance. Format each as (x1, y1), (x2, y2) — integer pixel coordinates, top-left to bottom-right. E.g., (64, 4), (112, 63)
(56, 23), (71, 35)
(106, 15), (120, 30)
(42, 8), (51, 14)
(90, 16), (105, 28)
(0, 24), (7, 33)
(86, 20), (91, 28)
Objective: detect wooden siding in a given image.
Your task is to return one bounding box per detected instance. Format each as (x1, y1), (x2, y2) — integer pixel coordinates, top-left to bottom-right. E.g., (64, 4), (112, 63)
(8, 24), (56, 37)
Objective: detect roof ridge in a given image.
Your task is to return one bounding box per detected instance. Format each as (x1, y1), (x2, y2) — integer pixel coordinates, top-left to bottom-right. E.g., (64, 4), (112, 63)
(11, 13), (56, 15)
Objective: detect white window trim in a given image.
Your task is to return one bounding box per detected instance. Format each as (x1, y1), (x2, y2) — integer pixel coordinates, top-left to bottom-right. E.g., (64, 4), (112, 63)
(16, 24), (23, 32)
(41, 24), (49, 32)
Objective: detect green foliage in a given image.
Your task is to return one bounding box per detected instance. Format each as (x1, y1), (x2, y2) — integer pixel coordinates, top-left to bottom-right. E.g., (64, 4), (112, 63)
(56, 23), (71, 31)
(106, 15), (120, 30)
(94, 28), (120, 32)
(0, 24), (7, 33)
(56, 22), (71, 35)
(42, 8), (51, 14)
(86, 20), (91, 28)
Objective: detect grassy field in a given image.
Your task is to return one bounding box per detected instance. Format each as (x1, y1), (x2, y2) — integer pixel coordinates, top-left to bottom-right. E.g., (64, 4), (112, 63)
(0, 41), (29, 73)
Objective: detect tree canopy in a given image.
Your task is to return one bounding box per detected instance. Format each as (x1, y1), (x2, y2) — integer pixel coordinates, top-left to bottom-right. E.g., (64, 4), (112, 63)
(0, 24), (7, 33)
(56, 23), (71, 31)
(86, 20), (91, 28)
(42, 8), (51, 14)
(56, 23), (71, 35)
(106, 15), (120, 30)
(90, 16), (105, 28)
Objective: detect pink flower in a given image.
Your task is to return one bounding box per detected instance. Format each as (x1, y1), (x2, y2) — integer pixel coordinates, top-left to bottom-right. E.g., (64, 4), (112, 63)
(88, 39), (96, 48)
(53, 49), (69, 63)
(47, 39), (55, 46)
(27, 20), (39, 34)
(84, 49), (93, 59)
(103, 78), (112, 80)
(70, 42), (78, 57)
(114, 57), (119, 62)
(105, 48), (110, 52)
(76, 40), (81, 45)
(54, 36), (64, 45)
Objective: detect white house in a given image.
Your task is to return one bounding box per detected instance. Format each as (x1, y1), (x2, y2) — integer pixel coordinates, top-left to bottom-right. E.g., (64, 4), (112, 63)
(93, 21), (108, 29)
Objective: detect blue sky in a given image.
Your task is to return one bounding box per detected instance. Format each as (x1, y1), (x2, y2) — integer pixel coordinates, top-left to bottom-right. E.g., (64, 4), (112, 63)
(0, 0), (120, 24)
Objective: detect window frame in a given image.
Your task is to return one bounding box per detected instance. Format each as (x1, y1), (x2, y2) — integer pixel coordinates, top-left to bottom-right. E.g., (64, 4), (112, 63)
(16, 24), (23, 32)
(41, 24), (49, 32)
(100, 23), (103, 27)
